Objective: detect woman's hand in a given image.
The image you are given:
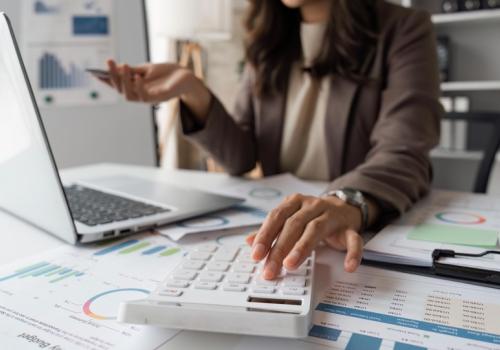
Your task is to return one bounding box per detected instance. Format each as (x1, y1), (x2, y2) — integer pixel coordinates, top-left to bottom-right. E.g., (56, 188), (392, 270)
(102, 59), (212, 123)
(246, 194), (373, 280)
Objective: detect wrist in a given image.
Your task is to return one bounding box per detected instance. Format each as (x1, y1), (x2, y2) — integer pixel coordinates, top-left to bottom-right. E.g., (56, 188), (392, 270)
(180, 76), (212, 124)
(323, 196), (363, 233)
(323, 188), (369, 233)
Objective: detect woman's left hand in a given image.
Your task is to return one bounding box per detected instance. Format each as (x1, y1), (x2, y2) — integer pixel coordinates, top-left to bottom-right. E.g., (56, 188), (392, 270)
(246, 194), (365, 280)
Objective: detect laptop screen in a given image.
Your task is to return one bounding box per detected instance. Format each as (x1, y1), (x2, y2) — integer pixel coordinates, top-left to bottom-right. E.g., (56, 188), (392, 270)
(0, 13), (76, 243)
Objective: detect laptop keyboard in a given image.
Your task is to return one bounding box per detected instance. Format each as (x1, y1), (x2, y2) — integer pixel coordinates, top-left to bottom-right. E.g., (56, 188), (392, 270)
(64, 185), (170, 226)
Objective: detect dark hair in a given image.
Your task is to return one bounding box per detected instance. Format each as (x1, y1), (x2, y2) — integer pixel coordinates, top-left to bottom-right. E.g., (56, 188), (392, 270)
(244, 0), (379, 95)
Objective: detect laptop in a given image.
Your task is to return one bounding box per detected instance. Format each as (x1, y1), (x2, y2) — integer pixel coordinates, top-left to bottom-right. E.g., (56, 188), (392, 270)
(0, 13), (243, 244)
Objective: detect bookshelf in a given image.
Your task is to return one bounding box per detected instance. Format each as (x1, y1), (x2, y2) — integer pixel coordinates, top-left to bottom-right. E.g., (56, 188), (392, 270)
(441, 81), (500, 92)
(397, 1), (500, 191)
(432, 8), (500, 24)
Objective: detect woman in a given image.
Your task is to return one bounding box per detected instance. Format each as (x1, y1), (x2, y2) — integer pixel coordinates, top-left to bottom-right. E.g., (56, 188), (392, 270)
(103, 0), (441, 280)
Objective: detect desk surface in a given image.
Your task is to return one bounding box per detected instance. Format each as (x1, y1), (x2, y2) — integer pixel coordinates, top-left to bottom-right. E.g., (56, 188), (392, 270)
(0, 163), (330, 350)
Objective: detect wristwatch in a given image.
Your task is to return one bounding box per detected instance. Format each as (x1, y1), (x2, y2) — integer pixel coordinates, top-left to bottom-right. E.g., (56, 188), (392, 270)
(323, 188), (369, 233)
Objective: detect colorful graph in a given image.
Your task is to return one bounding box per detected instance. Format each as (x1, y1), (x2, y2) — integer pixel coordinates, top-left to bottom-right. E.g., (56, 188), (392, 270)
(435, 211), (487, 225)
(83, 288), (149, 320)
(248, 187), (282, 199)
(0, 262), (84, 283)
(39, 52), (88, 89)
(93, 239), (181, 257)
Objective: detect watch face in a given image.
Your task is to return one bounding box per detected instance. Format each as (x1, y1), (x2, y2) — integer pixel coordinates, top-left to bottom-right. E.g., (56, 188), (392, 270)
(341, 188), (363, 203)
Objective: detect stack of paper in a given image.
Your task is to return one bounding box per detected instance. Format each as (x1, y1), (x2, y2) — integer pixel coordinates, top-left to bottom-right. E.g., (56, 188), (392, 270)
(157, 174), (322, 241)
(364, 190), (500, 266)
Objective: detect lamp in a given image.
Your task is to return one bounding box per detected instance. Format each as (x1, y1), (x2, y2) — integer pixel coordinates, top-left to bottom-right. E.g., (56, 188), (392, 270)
(146, 0), (233, 170)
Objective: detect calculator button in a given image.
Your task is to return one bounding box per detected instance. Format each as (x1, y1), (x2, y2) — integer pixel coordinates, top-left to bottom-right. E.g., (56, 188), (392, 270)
(301, 259), (311, 267)
(237, 251), (254, 263)
(282, 287), (305, 295)
(166, 280), (189, 288)
(181, 261), (205, 270)
(223, 284), (246, 292)
(207, 262), (230, 271)
(227, 273), (251, 284)
(282, 276), (306, 287)
(188, 252), (212, 261)
(196, 244), (218, 253)
(252, 286), (275, 294)
(256, 278), (278, 286)
(199, 272), (224, 282)
(233, 263), (254, 273)
(286, 267), (308, 276)
(194, 282), (217, 290)
(159, 288), (182, 297)
(214, 248), (239, 262)
(173, 270), (197, 281)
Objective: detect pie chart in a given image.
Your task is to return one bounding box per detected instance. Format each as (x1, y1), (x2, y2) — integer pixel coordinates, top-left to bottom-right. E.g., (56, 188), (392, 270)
(435, 212), (486, 225)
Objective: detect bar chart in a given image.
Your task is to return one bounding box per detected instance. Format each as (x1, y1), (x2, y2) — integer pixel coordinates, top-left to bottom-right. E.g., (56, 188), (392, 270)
(38, 52), (88, 89)
(93, 239), (181, 257)
(0, 261), (84, 284)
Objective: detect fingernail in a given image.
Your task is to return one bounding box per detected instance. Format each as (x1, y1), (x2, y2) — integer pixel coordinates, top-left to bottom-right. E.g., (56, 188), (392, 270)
(263, 261), (278, 280)
(347, 258), (358, 272)
(252, 243), (266, 261)
(285, 250), (301, 268)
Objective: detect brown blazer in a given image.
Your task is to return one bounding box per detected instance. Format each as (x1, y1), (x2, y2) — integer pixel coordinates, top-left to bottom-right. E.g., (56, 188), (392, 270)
(181, 1), (442, 217)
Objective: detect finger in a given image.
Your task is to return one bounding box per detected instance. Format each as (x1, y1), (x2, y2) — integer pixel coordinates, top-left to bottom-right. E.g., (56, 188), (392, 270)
(122, 65), (137, 101)
(263, 204), (324, 279)
(130, 65), (148, 76)
(107, 59), (122, 93)
(343, 229), (363, 273)
(245, 232), (257, 246)
(284, 214), (329, 270)
(134, 74), (148, 102)
(251, 195), (303, 262)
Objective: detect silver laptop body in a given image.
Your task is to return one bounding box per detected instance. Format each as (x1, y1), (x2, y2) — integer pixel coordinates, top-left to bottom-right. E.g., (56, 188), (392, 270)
(0, 13), (243, 244)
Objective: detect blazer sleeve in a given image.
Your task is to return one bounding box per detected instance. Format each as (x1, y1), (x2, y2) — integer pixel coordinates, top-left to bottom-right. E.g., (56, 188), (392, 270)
(327, 10), (443, 216)
(179, 66), (258, 175)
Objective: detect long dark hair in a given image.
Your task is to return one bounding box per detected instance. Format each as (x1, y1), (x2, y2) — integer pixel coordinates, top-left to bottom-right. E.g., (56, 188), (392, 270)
(244, 0), (379, 95)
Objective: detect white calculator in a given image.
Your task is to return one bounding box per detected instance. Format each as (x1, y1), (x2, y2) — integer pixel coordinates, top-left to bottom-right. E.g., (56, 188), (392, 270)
(118, 243), (315, 338)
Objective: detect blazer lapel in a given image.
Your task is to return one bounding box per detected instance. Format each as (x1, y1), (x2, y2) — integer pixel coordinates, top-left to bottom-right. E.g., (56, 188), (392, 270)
(325, 78), (359, 179)
(326, 47), (376, 179)
(258, 91), (286, 175)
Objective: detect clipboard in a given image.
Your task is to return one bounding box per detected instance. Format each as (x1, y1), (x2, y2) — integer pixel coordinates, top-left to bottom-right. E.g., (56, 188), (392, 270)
(362, 249), (500, 289)
(432, 249), (500, 285)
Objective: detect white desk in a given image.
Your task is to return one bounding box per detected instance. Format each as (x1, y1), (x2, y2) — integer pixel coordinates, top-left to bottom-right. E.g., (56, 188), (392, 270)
(0, 163), (330, 350)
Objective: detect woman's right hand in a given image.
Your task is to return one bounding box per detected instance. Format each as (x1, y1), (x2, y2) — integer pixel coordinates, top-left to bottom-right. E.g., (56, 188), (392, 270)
(104, 59), (212, 123)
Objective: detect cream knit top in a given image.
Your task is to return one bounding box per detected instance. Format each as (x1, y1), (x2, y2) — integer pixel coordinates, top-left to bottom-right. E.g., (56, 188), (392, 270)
(280, 22), (330, 181)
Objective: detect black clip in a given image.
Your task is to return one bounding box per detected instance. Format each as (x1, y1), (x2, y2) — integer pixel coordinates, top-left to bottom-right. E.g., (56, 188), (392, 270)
(432, 249), (500, 286)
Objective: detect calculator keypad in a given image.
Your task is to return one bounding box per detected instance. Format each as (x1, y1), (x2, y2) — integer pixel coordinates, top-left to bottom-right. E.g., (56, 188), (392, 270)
(160, 245), (312, 298)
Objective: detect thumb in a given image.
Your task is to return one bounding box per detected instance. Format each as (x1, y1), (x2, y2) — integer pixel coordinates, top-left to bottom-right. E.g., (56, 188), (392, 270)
(343, 229), (363, 273)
